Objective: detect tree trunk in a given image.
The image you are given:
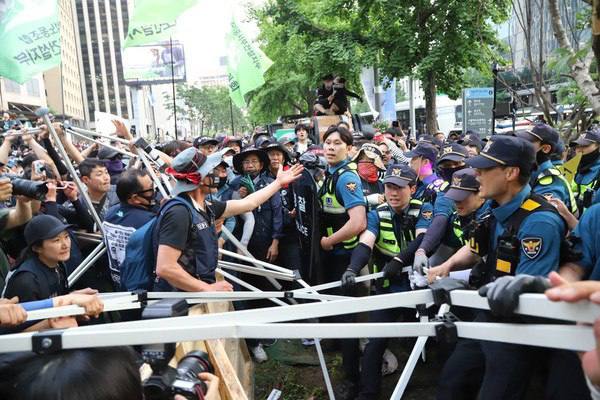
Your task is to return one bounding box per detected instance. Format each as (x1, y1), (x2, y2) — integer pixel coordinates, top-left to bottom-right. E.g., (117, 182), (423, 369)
(424, 71), (438, 134)
(593, 0), (600, 86)
(549, 0), (600, 115)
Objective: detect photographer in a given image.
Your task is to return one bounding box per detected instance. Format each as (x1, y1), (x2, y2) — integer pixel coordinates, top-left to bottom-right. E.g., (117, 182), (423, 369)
(0, 346), (220, 400)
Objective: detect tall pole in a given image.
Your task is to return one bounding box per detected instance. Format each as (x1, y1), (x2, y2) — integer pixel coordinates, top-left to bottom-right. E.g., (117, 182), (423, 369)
(170, 37), (178, 140)
(408, 77), (416, 140)
(492, 62), (498, 136)
(229, 98), (235, 135)
(373, 67), (382, 117)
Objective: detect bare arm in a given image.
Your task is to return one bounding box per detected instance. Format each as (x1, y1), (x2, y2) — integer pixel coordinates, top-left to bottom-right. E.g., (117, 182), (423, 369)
(55, 125), (85, 164)
(5, 197), (32, 230)
(80, 142), (99, 159)
(0, 135), (16, 165)
(558, 262), (586, 283)
(358, 229), (377, 248)
(428, 244), (480, 283)
(222, 164), (303, 219)
(155, 245), (212, 292)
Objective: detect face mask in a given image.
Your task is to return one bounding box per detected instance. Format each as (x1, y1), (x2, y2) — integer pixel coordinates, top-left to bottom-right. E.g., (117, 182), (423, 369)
(418, 161), (433, 177)
(358, 162), (379, 183)
(580, 148), (600, 169)
(536, 150), (550, 166)
(205, 173), (221, 189)
(137, 191), (156, 208)
(105, 159), (124, 175)
(438, 165), (464, 182)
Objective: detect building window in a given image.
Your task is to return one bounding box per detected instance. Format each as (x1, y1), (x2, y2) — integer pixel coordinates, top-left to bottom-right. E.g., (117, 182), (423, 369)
(25, 79), (40, 97)
(3, 79), (21, 94)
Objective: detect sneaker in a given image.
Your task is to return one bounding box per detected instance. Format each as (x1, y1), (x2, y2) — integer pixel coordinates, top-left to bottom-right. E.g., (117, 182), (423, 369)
(251, 344), (268, 363)
(302, 338), (315, 346)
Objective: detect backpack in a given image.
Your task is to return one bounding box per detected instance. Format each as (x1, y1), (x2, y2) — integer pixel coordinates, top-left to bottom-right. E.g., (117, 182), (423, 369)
(119, 197), (195, 291)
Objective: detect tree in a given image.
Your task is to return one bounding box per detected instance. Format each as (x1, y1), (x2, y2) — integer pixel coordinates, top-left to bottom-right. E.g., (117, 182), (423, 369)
(164, 85), (251, 136)
(248, 0), (365, 124)
(273, 0), (511, 133)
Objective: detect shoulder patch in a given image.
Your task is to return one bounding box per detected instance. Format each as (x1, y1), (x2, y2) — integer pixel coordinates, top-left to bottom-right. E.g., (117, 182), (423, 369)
(421, 210), (433, 220)
(345, 182), (357, 193)
(521, 237), (542, 259)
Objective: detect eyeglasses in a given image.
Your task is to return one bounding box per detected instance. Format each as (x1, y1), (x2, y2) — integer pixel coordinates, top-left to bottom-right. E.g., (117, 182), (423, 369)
(135, 187), (155, 195)
(243, 160), (261, 165)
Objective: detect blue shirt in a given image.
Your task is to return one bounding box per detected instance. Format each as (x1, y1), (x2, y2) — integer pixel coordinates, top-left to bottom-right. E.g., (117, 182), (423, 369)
(532, 160), (571, 206)
(488, 185), (565, 276)
(573, 203), (600, 279)
(366, 202), (432, 237)
(575, 158), (600, 186)
(328, 160), (366, 210)
(432, 190), (455, 218)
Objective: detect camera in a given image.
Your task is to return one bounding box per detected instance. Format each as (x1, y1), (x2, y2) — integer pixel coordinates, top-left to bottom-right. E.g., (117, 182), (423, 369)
(140, 299), (214, 400)
(0, 174), (47, 200)
(134, 137), (167, 171)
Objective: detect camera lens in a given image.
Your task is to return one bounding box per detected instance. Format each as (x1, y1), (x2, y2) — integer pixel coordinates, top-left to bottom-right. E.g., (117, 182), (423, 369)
(176, 350), (213, 381)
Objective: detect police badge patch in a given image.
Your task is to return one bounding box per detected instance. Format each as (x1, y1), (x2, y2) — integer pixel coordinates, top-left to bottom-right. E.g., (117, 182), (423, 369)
(346, 182), (357, 193)
(521, 237), (542, 259)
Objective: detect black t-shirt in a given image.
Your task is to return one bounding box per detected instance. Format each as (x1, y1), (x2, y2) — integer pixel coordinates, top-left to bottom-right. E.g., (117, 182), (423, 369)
(157, 198), (226, 251)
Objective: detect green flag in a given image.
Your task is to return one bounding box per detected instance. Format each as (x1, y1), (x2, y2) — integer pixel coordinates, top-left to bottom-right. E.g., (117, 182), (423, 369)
(124, 0), (198, 47)
(0, 0), (61, 84)
(226, 19), (273, 108)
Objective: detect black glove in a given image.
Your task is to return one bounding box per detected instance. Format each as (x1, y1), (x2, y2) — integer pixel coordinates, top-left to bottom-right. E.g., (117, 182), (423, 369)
(382, 257), (404, 280)
(341, 269), (357, 290)
(429, 277), (470, 305)
(478, 275), (550, 317)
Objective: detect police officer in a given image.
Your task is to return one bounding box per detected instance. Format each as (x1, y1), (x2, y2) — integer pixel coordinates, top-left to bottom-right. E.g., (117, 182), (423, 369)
(413, 143), (469, 278)
(458, 132), (483, 156)
(427, 168), (489, 282)
(404, 143), (443, 203)
(340, 164), (431, 399)
(516, 124), (576, 214)
(572, 129), (600, 212)
(433, 135), (585, 400)
(319, 125), (366, 399)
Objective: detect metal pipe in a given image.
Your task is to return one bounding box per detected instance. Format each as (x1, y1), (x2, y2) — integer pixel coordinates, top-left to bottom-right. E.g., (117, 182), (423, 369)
(67, 129), (136, 158)
(69, 125), (131, 144)
(68, 245), (107, 287)
(36, 107), (105, 234)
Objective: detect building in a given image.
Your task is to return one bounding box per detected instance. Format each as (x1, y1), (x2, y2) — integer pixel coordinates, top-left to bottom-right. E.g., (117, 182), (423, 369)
(73, 0), (132, 123)
(43, 0), (86, 126)
(0, 76), (47, 119)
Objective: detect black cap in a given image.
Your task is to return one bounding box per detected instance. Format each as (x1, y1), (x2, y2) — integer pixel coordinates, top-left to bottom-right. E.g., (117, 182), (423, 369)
(254, 135), (275, 148)
(383, 164), (417, 187)
(516, 124), (559, 150)
(437, 143), (469, 164)
(194, 136), (219, 148)
(445, 168), (480, 202)
(458, 133), (483, 151)
(97, 146), (120, 160)
(404, 143), (438, 163)
(572, 129), (600, 146)
(467, 135), (535, 170)
(264, 142), (291, 164)
(24, 215), (73, 246)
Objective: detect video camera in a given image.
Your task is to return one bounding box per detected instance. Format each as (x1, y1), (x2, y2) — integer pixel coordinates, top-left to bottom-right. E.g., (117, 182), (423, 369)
(133, 137), (167, 171)
(0, 174), (47, 200)
(141, 299), (214, 400)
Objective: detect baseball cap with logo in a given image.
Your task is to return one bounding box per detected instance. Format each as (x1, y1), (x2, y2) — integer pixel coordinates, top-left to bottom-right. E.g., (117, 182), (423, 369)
(515, 123), (559, 150)
(437, 143), (469, 164)
(467, 135), (535, 171)
(383, 163), (417, 187)
(572, 129), (600, 146)
(404, 143), (438, 163)
(445, 168), (480, 202)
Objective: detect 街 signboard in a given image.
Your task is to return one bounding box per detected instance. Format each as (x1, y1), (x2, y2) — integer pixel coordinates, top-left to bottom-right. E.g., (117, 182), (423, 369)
(123, 42), (186, 85)
(0, 0), (61, 84)
(463, 87), (494, 137)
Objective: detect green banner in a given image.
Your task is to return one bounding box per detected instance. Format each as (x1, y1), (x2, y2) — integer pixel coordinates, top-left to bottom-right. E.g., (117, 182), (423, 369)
(226, 19), (273, 108)
(0, 0), (61, 84)
(124, 0), (198, 48)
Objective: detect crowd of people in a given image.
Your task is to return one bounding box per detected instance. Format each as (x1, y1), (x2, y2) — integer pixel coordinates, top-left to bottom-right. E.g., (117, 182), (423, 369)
(0, 105), (600, 399)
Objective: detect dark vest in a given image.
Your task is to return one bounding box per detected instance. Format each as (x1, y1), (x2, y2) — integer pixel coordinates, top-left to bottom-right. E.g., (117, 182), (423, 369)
(5, 257), (68, 300)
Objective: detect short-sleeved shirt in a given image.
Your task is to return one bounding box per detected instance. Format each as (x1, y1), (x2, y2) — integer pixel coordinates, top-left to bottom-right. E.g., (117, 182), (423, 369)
(488, 185), (565, 276)
(329, 160), (366, 211)
(158, 196), (226, 251)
